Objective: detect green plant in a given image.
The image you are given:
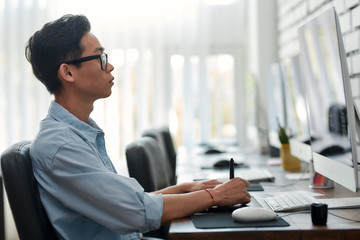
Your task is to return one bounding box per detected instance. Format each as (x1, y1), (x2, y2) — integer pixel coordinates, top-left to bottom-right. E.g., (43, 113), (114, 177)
(277, 118), (289, 144)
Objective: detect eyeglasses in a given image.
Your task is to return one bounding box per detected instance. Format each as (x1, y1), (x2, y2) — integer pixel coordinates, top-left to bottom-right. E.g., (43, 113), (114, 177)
(64, 52), (108, 70)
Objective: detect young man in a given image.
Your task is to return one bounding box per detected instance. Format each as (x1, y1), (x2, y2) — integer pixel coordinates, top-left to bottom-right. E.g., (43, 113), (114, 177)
(26, 14), (251, 240)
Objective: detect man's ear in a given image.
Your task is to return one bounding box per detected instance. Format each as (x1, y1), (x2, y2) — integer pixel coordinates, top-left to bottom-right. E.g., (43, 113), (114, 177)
(58, 63), (75, 83)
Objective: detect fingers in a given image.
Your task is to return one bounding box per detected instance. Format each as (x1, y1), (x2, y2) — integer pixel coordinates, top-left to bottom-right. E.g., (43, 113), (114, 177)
(223, 177), (249, 189)
(201, 178), (248, 189)
(232, 177), (250, 187)
(199, 179), (223, 190)
(237, 189), (251, 205)
(187, 179), (222, 193)
(204, 179), (223, 185)
(242, 191), (252, 204)
(231, 178), (251, 204)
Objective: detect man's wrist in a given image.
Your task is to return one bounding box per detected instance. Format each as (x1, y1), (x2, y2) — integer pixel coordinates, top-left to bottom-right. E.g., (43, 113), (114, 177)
(204, 189), (215, 207)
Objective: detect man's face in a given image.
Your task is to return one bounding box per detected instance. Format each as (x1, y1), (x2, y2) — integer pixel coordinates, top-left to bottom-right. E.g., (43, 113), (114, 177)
(70, 32), (114, 102)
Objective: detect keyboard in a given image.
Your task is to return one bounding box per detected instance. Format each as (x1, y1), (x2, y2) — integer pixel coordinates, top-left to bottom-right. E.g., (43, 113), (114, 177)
(236, 168), (275, 182)
(264, 190), (320, 212)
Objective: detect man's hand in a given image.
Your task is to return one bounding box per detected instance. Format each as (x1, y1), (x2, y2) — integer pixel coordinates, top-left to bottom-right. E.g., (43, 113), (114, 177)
(208, 177), (251, 206)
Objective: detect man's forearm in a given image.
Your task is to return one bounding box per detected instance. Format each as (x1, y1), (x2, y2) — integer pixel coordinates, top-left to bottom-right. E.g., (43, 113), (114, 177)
(161, 190), (212, 224)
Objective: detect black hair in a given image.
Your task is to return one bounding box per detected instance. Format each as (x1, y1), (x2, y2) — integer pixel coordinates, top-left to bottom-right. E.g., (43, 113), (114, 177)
(25, 14), (91, 94)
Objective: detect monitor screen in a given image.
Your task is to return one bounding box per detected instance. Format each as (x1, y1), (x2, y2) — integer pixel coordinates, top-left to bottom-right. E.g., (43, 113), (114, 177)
(281, 55), (313, 162)
(298, 7), (359, 191)
(267, 63), (286, 150)
(282, 55), (307, 138)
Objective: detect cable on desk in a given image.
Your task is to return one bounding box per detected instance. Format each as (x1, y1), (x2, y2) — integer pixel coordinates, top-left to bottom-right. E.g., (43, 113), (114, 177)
(277, 210), (310, 217)
(278, 210), (360, 222)
(328, 211), (360, 222)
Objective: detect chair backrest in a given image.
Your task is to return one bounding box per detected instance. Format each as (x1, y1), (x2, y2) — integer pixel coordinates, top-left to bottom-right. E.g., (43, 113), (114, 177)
(142, 127), (177, 185)
(125, 137), (171, 192)
(158, 126), (177, 181)
(1, 141), (58, 240)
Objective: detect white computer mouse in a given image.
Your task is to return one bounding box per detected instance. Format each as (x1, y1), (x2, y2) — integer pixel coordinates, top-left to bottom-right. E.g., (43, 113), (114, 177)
(232, 207), (277, 222)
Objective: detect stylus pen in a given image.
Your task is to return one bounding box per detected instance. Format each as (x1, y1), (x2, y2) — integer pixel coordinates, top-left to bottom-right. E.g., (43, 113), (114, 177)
(229, 158), (234, 179)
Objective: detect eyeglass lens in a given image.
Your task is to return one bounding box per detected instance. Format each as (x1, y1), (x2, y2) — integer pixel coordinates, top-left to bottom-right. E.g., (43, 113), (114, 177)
(101, 53), (108, 70)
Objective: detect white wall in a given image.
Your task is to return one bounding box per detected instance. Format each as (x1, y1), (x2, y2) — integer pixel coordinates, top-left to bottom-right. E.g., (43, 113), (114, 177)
(277, 0), (360, 98)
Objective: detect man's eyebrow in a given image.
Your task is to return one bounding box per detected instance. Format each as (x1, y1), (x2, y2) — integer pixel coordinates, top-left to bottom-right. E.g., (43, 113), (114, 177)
(94, 47), (105, 53)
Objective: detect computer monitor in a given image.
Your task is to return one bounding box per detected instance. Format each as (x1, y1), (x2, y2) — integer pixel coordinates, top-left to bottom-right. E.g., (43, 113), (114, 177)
(267, 62), (286, 152)
(281, 55), (313, 162)
(298, 6), (359, 192)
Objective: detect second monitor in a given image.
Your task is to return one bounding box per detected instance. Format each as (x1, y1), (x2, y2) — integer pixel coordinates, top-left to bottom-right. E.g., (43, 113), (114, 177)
(281, 54), (314, 163)
(298, 6), (359, 192)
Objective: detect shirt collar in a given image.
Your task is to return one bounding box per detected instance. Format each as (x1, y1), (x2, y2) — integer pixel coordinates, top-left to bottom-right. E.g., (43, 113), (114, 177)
(48, 100), (103, 140)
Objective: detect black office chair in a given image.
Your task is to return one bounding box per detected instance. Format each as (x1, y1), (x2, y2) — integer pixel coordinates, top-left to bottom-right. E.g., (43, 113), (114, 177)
(142, 126), (177, 185)
(126, 137), (172, 239)
(126, 137), (172, 192)
(0, 141), (58, 240)
(158, 126), (177, 183)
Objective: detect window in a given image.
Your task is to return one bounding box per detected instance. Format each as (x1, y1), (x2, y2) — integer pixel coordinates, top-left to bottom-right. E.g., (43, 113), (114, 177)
(169, 53), (237, 148)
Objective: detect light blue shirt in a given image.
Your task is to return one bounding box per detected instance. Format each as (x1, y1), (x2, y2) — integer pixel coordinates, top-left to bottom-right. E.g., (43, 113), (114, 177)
(30, 101), (163, 240)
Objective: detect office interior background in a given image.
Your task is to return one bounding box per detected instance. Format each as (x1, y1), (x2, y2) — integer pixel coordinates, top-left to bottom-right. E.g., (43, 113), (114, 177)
(1, 0), (360, 238)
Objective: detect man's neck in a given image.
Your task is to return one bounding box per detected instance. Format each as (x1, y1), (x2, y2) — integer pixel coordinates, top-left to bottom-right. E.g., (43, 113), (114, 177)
(54, 96), (94, 123)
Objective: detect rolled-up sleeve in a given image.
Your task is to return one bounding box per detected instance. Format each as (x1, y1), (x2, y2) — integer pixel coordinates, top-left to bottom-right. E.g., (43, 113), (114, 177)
(140, 192), (163, 232)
